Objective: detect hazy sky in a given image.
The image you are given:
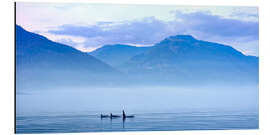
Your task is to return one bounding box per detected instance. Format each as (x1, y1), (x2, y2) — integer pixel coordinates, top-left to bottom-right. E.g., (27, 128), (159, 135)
(16, 2), (259, 56)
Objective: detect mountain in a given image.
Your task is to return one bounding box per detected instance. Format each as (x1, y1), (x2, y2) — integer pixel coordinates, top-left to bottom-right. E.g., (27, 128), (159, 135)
(121, 35), (258, 84)
(16, 25), (258, 87)
(89, 44), (150, 67)
(16, 25), (120, 90)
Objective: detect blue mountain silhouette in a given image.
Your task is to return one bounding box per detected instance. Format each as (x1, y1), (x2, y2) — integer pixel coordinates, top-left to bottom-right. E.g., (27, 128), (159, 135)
(16, 25), (119, 89)
(16, 25), (258, 87)
(120, 35), (258, 84)
(89, 44), (150, 67)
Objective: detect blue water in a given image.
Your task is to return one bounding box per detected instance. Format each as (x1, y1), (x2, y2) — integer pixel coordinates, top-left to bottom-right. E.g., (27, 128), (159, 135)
(16, 110), (258, 133)
(16, 86), (258, 133)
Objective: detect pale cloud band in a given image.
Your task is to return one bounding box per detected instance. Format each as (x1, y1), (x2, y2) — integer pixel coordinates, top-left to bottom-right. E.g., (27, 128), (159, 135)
(16, 2), (258, 56)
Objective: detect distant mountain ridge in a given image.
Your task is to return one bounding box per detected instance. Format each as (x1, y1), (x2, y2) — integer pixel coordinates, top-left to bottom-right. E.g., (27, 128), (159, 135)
(89, 44), (150, 67)
(16, 25), (258, 88)
(16, 25), (120, 89)
(16, 25), (117, 72)
(120, 35), (258, 84)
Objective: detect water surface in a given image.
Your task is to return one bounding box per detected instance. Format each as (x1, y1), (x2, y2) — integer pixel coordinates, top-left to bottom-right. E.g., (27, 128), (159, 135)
(16, 110), (258, 133)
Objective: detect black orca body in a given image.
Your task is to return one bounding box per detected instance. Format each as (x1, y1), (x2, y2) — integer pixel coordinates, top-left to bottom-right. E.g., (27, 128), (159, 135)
(100, 114), (109, 118)
(100, 111), (135, 119)
(125, 115), (135, 118)
(122, 110), (135, 119)
(110, 113), (120, 118)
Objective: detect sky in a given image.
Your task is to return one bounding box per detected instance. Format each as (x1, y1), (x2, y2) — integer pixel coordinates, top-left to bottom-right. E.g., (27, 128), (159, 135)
(16, 2), (259, 56)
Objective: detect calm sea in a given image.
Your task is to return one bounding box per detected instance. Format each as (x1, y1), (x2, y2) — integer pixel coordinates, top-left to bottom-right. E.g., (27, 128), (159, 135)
(16, 110), (258, 133)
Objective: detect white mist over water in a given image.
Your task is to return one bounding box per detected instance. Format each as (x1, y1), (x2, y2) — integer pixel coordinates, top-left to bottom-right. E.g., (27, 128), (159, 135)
(16, 84), (258, 116)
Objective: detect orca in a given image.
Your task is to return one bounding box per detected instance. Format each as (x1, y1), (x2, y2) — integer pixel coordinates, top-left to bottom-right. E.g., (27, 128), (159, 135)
(100, 114), (109, 118)
(110, 113), (120, 118)
(122, 110), (135, 119)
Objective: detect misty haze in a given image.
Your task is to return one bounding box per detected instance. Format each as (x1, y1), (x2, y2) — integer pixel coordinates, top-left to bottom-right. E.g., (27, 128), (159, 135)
(16, 3), (259, 134)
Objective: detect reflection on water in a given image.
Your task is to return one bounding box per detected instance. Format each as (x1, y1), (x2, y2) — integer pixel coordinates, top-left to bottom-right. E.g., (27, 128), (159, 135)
(16, 110), (258, 134)
(16, 85), (258, 133)
(101, 116), (128, 129)
(123, 117), (125, 128)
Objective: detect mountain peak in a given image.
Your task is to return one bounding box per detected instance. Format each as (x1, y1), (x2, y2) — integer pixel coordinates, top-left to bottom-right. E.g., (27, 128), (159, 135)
(168, 35), (196, 41)
(16, 24), (23, 30)
(158, 35), (197, 46)
(16, 25), (27, 34)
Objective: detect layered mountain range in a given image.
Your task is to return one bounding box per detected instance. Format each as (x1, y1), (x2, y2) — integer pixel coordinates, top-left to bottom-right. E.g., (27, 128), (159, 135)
(16, 25), (120, 89)
(91, 35), (258, 84)
(89, 44), (150, 67)
(16, 25), (258, 89)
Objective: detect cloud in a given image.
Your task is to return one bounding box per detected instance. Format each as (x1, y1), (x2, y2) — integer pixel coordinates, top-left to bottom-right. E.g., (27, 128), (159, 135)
(48, 17), (171, 45)
(173, 11), (258, 40)
(46, 11), (258, 56)
(231, 11), (258, 21)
